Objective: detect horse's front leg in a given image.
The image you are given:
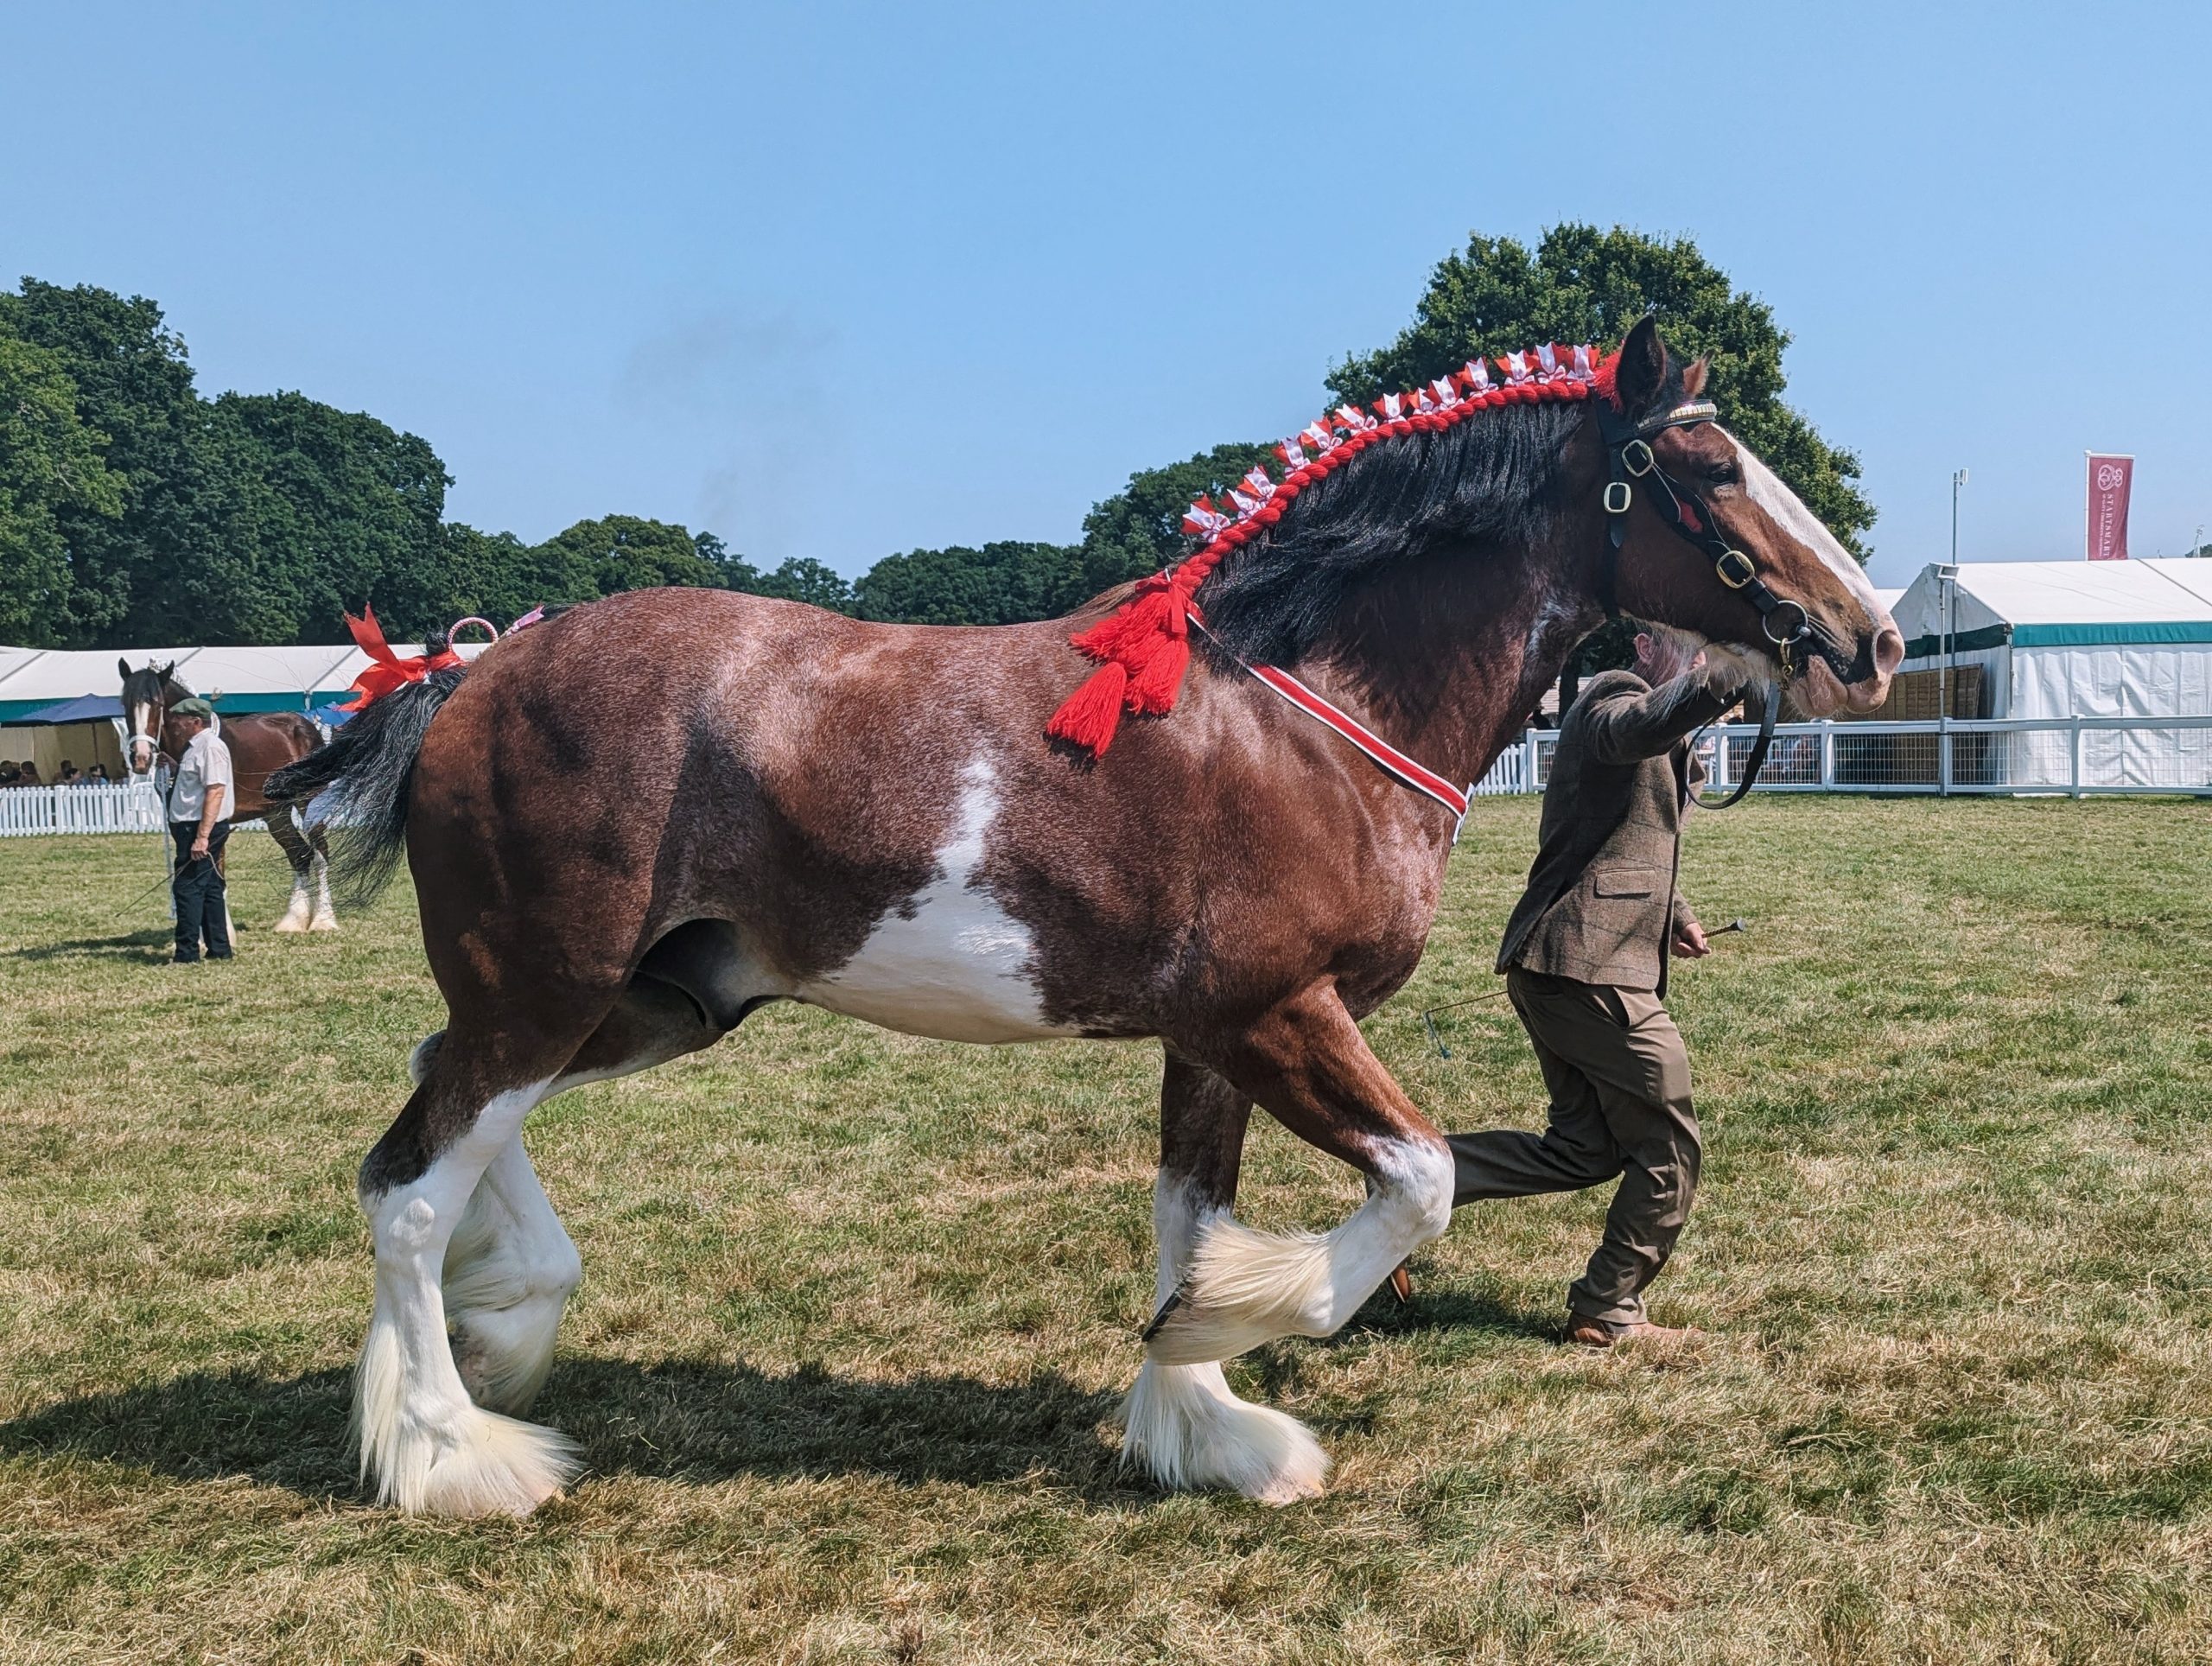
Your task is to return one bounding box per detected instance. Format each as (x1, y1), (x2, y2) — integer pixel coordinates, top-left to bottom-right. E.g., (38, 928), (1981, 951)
(1122, 1054), (1328, 1504)
(1147, 985), (1454, 1370)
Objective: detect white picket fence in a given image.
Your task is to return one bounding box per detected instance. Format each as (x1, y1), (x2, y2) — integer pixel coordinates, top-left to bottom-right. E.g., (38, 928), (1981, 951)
(3, 715), (2205, 836)
(0, 782), (270, 836)
(1471, 714), (2212, 798)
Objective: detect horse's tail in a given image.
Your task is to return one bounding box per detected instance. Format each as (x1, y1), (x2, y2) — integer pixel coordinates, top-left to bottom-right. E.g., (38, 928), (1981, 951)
(265, 667), (467, 908)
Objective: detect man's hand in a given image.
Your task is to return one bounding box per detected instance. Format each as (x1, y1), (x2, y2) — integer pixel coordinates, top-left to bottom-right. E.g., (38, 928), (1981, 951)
(191, 835), (211, 861)
(1672, 917), (1711, 958)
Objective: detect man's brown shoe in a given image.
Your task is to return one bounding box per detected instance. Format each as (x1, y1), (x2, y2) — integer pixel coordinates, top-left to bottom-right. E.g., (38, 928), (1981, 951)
(1567, 1316), (1698, 1350)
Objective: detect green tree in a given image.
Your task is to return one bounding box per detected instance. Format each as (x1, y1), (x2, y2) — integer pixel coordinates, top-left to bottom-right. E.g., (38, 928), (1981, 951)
(1074, 441), (1281, 601)
(696, 533), (855, 612)
(0, 334), (124, 642)
(175, 391), (452, 644)
(0, 280), (201, 643)
(745, 556), (856, 613)
(1327, 223), (1875, 556)
(853, 540), (1088, 626)
(531, 514), (726, 600)
(426, 523), (557, 627)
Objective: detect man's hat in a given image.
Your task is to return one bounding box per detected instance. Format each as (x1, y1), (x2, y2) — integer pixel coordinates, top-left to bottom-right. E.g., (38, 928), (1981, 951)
(173, 697), (215, 720)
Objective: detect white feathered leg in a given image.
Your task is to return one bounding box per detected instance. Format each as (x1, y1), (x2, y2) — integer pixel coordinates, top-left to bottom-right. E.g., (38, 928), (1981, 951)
(309, 851), (338, 932)
(354, 1078), (581, 1517)
(1146, 1138), (1453, 1368)
(1122, 1173), (1330, 1504)
(442, 1135), (582, 1415)
(275, 869), (313, 932)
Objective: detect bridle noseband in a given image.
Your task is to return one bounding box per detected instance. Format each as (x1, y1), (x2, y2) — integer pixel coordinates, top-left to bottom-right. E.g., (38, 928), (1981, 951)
(1592, 397), (1825, 810)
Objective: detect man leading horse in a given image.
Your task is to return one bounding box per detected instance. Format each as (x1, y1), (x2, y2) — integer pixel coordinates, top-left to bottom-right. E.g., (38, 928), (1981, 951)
(1443, 629), (1732, 1345)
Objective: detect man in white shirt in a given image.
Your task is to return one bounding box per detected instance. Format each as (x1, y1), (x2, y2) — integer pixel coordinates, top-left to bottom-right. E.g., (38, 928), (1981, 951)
(167, 697), (235, 963)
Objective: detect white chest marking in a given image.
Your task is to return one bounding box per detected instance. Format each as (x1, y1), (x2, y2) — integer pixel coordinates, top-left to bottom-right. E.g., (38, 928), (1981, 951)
(800, 759), (1072, 1044)
(1726, 427), (1891, 623)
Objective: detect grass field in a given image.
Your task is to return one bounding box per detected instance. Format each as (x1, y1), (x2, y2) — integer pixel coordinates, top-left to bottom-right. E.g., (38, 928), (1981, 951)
(3, 797), (2211, 1663)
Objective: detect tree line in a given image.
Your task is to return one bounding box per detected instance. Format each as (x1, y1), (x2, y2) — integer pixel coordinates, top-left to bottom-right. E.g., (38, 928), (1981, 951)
(0, 226), (1872, 652)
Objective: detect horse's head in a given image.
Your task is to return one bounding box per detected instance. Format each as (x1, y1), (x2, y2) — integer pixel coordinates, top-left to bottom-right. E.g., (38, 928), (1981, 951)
(1603, 319), (1902, 715)
(118, 658), (180, 776)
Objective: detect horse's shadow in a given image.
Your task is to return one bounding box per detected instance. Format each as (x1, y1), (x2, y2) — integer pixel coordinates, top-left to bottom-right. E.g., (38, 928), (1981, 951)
(10, 928), (171, 963)
(0, 1356), (1137, 1508)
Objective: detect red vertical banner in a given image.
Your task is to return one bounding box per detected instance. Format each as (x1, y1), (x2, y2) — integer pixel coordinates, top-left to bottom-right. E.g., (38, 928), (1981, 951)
(2086, 453), (2134, 560)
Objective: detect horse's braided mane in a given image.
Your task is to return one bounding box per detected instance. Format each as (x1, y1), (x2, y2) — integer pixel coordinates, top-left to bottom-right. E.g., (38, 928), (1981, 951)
(1047, 343), (1639, 755)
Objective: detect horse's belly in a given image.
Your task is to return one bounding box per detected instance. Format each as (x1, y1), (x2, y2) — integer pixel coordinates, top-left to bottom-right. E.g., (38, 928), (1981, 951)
(794, 881), (1077, 1045)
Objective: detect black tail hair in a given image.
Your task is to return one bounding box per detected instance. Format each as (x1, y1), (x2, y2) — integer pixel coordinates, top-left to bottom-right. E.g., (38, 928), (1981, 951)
(266, 667), (467, 908)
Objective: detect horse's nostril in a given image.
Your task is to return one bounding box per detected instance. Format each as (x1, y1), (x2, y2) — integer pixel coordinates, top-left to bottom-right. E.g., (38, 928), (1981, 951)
(1873, 626), (1904, 677)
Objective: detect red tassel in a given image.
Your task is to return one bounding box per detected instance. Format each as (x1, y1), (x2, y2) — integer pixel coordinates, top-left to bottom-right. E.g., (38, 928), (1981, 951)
(1046, 661), (1132, 753)
(1124, 634), (1191, 713)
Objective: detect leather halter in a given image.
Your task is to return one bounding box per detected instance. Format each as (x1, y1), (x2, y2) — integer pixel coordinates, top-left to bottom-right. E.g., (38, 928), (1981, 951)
(1592, 396), (1815, 810)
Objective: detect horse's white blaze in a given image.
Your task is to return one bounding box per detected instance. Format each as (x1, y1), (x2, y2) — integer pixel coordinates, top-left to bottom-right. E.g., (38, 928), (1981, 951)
(801, 757), (1073, 1043)
(1723, 427), (1890, 622)
(1123, 1175), (1328, 1504)
(1148, 1137), (1453, 1367)
(355, 1078), (581, 1517)
(127, 700), (156, 773)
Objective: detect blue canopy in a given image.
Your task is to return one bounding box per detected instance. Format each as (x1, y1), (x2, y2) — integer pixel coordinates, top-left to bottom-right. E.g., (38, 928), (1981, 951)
(1, 694), (124, 727)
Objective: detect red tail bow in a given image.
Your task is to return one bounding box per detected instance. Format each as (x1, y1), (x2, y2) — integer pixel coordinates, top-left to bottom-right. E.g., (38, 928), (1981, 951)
(337, 604), (465, 712)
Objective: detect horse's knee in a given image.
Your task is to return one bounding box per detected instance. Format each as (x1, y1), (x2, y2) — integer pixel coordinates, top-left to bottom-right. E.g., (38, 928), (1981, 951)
(1375, 1138), (1454, 1243)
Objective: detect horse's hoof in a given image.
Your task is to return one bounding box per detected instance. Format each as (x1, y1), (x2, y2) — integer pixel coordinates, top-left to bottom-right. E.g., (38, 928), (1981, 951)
(309, 915), (340, 932)
(272, 916), (308, 934)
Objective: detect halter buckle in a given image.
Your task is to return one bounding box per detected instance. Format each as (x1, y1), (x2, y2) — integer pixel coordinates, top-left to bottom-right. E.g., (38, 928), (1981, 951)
(1713, 548), (1756, 590)
(1620, 439), (1656, 478)
(1602, 480), (1631, 515)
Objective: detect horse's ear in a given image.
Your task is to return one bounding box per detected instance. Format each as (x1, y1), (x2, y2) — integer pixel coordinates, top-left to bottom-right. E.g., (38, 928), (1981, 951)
(118, 658), (133, 681)
(1681, 357), (1709, 398)
(159, 661), (175, 680)
(1614, 315), (1669, 414)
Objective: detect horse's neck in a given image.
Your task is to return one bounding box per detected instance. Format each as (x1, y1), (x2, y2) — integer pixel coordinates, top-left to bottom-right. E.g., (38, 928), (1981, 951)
(1297, 536), (1599, 788)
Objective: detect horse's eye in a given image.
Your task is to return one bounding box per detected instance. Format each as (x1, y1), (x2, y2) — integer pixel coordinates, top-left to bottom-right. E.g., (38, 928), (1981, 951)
(1707, 463), (1739, 486)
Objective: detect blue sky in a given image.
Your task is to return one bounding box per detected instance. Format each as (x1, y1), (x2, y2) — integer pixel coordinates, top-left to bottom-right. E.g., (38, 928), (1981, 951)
(4, 1), (2206, 589)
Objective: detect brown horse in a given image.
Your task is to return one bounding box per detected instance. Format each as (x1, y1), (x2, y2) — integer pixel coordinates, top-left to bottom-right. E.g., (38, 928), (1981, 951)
(120, 662), (336, 932)
(274, 321), (1901, 1517)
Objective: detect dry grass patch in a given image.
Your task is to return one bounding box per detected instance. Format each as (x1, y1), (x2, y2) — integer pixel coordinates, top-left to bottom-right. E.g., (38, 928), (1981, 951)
(2, 798), (2209, 1662)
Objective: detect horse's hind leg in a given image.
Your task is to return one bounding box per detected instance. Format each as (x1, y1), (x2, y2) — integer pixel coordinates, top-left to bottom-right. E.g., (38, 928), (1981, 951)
(355, 1023), (597, 1517)
(267, 810), (315, 932)
(307, 818), (337, 931)
(1147, 986), (1453, 1370)
(431, 965), (739, 1419)
(1123, 1055), (1328, 1504)
(442, 1135), (581, 1416)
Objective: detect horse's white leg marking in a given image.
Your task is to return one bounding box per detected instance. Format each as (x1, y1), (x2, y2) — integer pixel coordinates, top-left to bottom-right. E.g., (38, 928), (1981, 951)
(1123, 1175), (1329, 1504)
(308, 850), (337, 932)
(799, 757), (1077, 1043)
(442, 1135), (582, 1416)
(1148, 1138), (1453, 1367)
(276, 862), (313, 933)
(354, 1077), (582, 1517)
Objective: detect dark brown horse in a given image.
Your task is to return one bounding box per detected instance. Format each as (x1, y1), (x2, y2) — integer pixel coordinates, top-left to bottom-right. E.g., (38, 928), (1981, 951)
(275, 321), (1901, 1517)
(119, 663), (336, 932)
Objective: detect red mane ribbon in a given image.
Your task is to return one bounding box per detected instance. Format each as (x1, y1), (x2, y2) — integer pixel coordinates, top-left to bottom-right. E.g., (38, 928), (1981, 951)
(336, 603), (465, 712)
(1046, 343), (1609, 756)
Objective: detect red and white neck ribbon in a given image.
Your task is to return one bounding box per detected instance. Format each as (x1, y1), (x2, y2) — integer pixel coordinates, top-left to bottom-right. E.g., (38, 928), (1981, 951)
(1192, 621), (1472, 833)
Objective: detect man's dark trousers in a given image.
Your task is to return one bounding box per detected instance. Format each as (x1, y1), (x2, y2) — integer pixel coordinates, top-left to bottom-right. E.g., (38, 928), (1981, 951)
(1448, 969), (1700, 1326)
(170, 819), (232, 962)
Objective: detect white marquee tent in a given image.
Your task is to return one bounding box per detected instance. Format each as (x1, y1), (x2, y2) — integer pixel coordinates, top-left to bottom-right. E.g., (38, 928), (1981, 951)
(0, 640), (490, 725)
(1887, 560), (2212, 720)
